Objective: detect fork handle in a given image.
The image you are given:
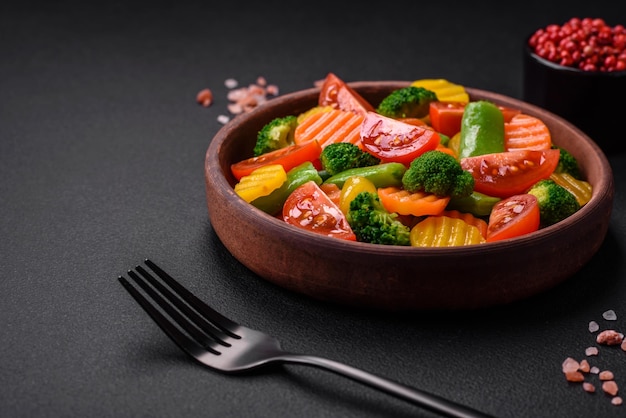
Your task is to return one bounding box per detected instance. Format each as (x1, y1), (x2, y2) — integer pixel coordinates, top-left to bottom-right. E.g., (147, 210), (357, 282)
(278, 353), (493, 418)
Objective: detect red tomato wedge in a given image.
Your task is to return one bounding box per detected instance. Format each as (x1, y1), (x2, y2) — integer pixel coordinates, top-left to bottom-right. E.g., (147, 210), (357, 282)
(460, 149), (560, 198)
(360, 112), (440, 166)
(318, 72), (375, 116)
(231, 140), (322, 181)
(429, 102), (522, 138)
(282, 181), (356, 241)
(486, 194), (540, 242)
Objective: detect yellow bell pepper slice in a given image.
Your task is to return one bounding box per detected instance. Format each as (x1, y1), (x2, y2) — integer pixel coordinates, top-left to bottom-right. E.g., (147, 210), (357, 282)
(549, 172), (593, 206)
(410, 216), (486, 247)
(234, 164), (287, 203)
(411, 79), (470, 103)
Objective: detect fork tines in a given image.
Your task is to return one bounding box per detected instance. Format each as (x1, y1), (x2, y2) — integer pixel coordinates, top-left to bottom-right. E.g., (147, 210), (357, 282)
(118, 259), (240, 356)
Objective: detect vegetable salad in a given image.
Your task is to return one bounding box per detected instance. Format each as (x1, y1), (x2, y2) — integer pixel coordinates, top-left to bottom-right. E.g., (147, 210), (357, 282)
(230, 73), (592, 247)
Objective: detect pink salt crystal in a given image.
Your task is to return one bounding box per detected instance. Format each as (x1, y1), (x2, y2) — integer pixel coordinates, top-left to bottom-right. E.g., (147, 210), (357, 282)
(224, 78), (238, 89)
(585, 346), (599, 356)
(566, 371), (585, 382)
(612, 396), (623, 406)
(590, 366), (600, 374)
(600, 370), (615, 381)
(602, 380), (619, 396)
(583, 382), (596, 393)
(622, 339), (626, 352)
(589, 321), (600, 332)
(603, 310), (617, 320)
(562, 357), (580, 373)
(579, 359), (590, 373)
(266, 84), (279, 96)
(596, 330), (624, 346)
(196, 88), (214, 107)
(227, 103), (243, 114)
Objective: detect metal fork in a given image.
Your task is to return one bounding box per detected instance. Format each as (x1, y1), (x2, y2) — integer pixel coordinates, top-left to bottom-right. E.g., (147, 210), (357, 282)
(118, 259), (493, 418)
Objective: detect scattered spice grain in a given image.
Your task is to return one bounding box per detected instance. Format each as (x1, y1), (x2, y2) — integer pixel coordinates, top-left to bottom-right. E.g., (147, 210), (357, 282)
(583, 382), (596, 393)
(603, 380), (619, 396)
(562, 309), (624, 407)
(600, 371), (615, 381)
(604, 310), (618, 321)
(196, 88), (214, 107)
(596, 330), (624, 346)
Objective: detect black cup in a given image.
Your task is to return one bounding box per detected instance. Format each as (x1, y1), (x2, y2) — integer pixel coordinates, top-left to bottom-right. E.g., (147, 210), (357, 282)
(522, 39), (626, 154)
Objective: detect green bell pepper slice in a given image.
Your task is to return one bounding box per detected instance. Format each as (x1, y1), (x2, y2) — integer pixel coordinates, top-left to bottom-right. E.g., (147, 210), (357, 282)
(458, 100), (505, 159)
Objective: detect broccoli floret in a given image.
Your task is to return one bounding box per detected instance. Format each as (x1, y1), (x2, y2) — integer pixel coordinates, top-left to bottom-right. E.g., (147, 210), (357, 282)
(319, 143), (381, 176)
(553, 145), (582, 179)
(401, 150), (474, 198)
(376, 86), (438, 119)
(347, 191), (411, 246)
(253, 115), (298, 157)
(527, 179), (581, 226)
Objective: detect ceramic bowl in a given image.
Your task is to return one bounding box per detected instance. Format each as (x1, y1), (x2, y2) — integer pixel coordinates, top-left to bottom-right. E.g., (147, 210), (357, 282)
(522, 40), (626, 154)
(204, 81), (614, 311)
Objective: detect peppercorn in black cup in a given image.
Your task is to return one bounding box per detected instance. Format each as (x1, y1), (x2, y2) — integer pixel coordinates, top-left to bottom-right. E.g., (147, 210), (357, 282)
(522, 17), (626, 154)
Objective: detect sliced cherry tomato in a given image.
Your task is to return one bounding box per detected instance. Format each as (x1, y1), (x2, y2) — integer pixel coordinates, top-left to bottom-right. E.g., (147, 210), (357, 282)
(460, 149), (560, 198)
(231, 140), (322, 181)
(360, 112), (440, 166)
(486, 194), (540, 242)
(282, 181), (356, 241)
(429, 102), (521, 138)
(318, 72), (375, 117)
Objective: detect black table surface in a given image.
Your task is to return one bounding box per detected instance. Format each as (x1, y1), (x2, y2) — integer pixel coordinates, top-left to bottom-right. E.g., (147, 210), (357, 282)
(2, 1), (626, 417)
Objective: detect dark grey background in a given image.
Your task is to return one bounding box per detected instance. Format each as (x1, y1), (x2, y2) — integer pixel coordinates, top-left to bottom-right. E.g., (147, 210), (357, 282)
(2, 1), (626, 417)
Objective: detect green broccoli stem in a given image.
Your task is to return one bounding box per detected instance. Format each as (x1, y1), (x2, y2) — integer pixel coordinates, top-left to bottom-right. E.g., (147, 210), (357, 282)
(250, 162), (322, 215)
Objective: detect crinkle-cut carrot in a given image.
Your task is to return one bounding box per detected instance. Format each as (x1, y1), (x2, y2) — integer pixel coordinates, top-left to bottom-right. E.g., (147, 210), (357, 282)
(504, 113), (552, 151)
(294, 108), (364, 148)
(549, 172), (593, 206)
(409, 216), (486, 247)
(440, 209), (488, 239)
(377, 187), (450, 217)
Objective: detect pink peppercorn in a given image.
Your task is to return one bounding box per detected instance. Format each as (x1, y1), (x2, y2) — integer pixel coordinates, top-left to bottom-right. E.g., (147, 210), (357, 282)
(529, 17), (626, 72)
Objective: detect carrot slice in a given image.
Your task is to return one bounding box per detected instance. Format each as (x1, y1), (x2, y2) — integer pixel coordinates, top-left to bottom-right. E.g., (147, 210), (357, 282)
(294, 108), (364, 148)
(409, 216), (486, 247)
(440, 209), (488, 239)
(504, 113), (552, 151)
(377, 187), (450, 217)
